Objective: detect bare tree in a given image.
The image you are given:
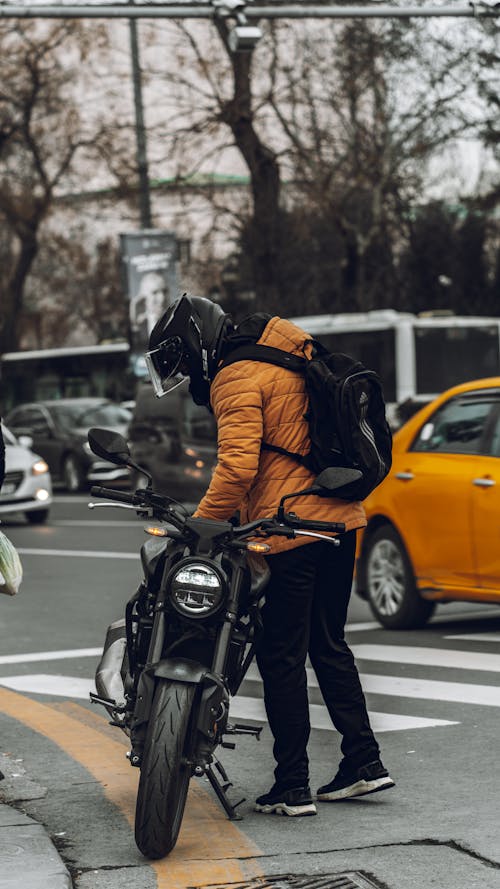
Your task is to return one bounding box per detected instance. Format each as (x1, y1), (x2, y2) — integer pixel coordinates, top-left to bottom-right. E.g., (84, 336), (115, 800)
(138, 13), (496, 314)
(0, 20), (111, 353)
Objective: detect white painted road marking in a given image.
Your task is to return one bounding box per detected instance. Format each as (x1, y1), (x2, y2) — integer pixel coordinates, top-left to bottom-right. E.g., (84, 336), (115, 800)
(3, 640), (499, 734)
(229, 695), (457, 733)
(0, 674), (95, 699)
(345, 621), (380, 632)
(0, 648), (102, 665)
(361, 674), (500, 707)
(16, 548), (138, 560)
(351, 644), (500, 673)
(246, 663), (500, 707)
(0, 674), (458, 732)
(49, 520), (140, 527)
(445, 633), (500, 642)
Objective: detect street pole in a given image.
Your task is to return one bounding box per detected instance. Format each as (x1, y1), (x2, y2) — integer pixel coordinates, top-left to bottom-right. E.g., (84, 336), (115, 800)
(0, 4), (498, 18)
(128, 4), (152, 229)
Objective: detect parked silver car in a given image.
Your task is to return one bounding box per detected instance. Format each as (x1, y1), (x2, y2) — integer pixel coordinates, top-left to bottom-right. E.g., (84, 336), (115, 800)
(5, 399), (132, 492)
(0, 424), (52, 524)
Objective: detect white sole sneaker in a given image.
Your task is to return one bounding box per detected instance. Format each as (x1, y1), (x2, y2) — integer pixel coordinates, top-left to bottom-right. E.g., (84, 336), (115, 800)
(317, 775), (395, 801)
(254, 801), (317, 816)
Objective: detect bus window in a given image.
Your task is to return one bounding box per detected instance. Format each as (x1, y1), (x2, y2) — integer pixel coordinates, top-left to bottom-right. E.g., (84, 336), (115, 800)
(314, 329), (397, 403)
(0, 344), (135, 412)
(414, 325), (499, 395)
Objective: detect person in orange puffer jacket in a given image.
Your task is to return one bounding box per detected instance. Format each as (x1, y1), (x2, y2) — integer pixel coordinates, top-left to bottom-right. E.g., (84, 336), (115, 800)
(146, 294), (394, 817)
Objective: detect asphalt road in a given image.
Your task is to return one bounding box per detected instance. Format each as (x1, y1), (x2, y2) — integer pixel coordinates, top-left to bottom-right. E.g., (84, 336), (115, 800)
(1, 495), (500, 889)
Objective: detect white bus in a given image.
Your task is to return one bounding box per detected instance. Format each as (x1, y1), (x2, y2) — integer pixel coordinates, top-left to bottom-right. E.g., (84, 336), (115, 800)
(289, 310), (500, 426)
(0, 342), (135, 412)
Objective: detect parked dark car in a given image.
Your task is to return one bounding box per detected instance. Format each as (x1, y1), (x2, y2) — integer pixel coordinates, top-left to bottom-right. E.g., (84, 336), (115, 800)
(127, 382), (217, 505)
(5, 399), (132, 492)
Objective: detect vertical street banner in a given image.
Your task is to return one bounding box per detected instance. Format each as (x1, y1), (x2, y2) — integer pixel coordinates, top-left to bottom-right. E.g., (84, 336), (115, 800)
(120, 230), (179, 372)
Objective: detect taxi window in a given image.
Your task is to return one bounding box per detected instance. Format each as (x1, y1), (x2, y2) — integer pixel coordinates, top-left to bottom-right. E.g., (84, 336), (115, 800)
(486, 413), (500, 457)
(411, 397), (494, 455)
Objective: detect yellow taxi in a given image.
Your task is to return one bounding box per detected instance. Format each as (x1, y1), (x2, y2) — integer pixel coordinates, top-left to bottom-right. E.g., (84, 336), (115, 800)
(356, 378), (500, 629)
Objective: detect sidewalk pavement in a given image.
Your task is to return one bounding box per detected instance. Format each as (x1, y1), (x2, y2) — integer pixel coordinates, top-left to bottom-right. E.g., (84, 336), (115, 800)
(0, 760), (71, 889)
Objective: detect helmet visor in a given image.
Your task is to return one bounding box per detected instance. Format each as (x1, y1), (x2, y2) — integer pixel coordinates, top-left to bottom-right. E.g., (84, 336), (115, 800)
(145, 336), (188, 397)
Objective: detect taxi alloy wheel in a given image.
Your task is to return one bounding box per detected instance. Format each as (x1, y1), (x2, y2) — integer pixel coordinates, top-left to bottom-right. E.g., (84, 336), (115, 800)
(365, 525), (435, 630)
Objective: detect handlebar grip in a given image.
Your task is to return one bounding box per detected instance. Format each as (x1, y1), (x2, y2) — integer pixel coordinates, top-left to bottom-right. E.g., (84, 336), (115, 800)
(285, 515), (346, 533)
(89, 486), (139, 505)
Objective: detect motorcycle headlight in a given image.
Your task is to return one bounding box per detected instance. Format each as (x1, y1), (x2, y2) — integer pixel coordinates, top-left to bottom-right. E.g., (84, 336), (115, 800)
(169, 561), (226, 619)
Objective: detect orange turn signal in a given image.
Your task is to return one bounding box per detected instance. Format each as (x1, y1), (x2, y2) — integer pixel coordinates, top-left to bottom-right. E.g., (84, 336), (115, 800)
(145, 526), (169, 537)
(246, 541), (271, 553)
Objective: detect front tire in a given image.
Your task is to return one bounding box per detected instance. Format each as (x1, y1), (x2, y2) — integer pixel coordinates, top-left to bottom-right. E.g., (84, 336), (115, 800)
(135, 680), (195, 859)
(365, 525), (435, 629)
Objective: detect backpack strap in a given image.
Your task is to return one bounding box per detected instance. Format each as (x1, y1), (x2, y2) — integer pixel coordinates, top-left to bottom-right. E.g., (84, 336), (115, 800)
(218, 344), (306, 374)
(217, 344), (309, 466)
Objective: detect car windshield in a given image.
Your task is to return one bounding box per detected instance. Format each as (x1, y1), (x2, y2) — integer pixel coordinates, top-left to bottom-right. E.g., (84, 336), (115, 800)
(47, 403), (131, 429)
(75, 405), (132, 427)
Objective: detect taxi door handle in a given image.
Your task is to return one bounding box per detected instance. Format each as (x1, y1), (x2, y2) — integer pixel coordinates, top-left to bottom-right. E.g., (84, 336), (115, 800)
(473, 478), (496, 488)
(395, 472), (414, 481)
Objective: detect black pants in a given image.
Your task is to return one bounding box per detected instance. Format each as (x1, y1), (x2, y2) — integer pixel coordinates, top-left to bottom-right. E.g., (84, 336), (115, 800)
(255, 532), (380, 789)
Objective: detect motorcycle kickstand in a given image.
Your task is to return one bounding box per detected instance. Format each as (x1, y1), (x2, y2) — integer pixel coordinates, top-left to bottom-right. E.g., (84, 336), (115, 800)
(203, 758), (245, 821)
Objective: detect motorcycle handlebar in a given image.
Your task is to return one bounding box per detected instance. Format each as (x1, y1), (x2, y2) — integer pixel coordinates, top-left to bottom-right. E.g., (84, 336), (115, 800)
(88, 487), (346, 538)
(89, 486), (143, 506)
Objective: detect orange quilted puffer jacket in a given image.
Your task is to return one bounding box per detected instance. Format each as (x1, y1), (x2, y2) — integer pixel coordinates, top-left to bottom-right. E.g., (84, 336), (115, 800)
(194, 316), (366, 553)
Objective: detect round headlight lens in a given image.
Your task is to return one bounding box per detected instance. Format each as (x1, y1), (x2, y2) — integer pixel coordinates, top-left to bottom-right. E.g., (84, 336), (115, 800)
(170, 562), (225, 618)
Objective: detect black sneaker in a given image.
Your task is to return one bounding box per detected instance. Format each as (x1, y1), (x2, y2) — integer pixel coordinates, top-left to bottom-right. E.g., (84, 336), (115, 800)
(317, 759), (395, 801)
(255, 784), (317, 816)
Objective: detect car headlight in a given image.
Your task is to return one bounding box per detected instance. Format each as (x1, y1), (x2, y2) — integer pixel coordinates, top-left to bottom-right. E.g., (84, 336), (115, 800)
(169, 560), (226, 619)
(31, 459), (49, 476)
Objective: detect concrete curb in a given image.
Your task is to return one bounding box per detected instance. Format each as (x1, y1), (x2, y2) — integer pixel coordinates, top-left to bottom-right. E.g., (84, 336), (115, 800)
(0, 802), (71, 889)
(0, 754), (72, 889)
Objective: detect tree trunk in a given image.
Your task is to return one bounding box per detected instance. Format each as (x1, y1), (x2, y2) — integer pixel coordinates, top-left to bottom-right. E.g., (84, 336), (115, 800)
(216, 23), (282, 310)
(0, 230), (38, 354)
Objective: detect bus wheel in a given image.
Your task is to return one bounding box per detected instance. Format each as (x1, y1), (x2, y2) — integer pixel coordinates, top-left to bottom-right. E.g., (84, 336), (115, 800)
(62, 454), (85, 492)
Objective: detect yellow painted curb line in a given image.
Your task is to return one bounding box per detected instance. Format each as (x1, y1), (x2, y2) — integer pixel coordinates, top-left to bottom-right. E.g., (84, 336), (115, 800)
(0, 687), (264, 888)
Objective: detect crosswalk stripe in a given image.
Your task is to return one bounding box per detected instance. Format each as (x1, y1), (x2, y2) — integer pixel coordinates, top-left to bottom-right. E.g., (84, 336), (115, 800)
(49, 520), (140, 527)
(445, 633), (500, 642)
(0, 648), (102, 665)
(0, 674), (93, 698)
(229, 696), (456, 732)
(16, 548), (138, 559)
(0, 674), (459, 732)
(360, 674), (500, 707)
(245, 663), (500, 707)
(351, 644), (500, 673)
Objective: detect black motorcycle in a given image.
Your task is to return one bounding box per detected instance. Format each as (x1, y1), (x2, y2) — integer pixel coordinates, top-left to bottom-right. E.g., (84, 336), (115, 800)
(87, 426), (359, 860)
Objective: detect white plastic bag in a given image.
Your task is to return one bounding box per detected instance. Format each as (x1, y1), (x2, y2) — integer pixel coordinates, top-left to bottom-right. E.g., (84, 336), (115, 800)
(0, 530), (23, 596)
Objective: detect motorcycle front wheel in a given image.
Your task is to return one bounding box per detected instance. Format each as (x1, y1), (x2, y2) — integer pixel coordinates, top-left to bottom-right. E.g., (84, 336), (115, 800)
(134, 679), (196, 859)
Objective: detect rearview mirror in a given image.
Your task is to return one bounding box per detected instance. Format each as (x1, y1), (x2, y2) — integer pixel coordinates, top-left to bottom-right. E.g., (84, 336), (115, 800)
(314, 467), (363, 493)
(88, 427), (130, 465)
(277, 466), (364, 518)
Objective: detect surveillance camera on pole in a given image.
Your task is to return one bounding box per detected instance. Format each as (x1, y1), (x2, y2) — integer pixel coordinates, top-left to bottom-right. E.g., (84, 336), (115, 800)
(211, 0), (262, 52)
(227, 24), (262, 51)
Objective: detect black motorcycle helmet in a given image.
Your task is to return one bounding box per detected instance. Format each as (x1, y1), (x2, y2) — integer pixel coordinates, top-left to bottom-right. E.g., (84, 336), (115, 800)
(145, 294), (233, 406)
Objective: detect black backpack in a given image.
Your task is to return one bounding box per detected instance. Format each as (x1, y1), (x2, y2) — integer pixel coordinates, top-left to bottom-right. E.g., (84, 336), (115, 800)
(218, 341), (392, 501)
